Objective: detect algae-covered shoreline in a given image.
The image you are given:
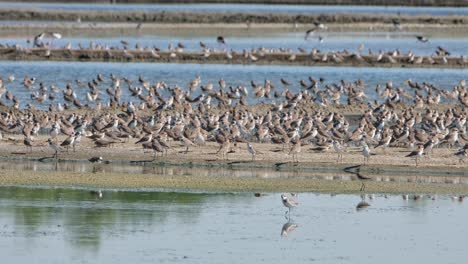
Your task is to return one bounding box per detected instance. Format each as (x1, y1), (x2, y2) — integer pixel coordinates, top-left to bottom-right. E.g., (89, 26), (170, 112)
(1, 168), (468, 194)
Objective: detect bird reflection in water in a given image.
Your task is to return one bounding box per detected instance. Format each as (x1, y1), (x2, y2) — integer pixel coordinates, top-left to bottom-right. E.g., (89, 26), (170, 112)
(356, 194), (371, 211)
(344, 165), (371, 192)
(281, 220), (299, 237)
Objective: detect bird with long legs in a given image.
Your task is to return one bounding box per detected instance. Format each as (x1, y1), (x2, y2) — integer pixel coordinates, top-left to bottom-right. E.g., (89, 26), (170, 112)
(281, 193), (298, 218)
(361, 142), (372, 164)
(47, 138), (63, 158)
(289, 140), (301, 163)
(333, 140), (345, 163)
(405, 145), (424, 166)
(247, 142), (257, 161)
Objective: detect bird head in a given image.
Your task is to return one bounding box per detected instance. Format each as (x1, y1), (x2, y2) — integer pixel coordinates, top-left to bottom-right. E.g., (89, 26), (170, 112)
(281, 194), (287, 201)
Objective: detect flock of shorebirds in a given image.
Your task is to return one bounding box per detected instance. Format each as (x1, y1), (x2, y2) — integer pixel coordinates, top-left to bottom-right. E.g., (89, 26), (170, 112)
(0, 21), (462, 66)
(0, 71), (465, 167)
(0, 20), (466, 167)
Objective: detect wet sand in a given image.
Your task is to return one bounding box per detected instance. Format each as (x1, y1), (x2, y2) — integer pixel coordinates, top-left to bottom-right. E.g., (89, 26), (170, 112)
(0, 47), (465, 68)
(1, 133), (466, 173)
(0, 166), (467, 194)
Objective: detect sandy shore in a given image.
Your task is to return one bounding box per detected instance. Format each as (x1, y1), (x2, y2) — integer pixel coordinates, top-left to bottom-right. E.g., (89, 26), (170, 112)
(1, 47), (465, 68)
(1, 133), (466, 172)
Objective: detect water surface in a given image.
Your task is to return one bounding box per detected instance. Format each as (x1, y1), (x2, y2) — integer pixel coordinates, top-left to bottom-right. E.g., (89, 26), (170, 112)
(0, 186), (466, 263)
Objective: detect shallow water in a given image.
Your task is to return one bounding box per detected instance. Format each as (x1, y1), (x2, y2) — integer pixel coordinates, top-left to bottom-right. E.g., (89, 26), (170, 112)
(0, 186), (466, 263)
(1, 2), (468, 16)
(0, 61), (465, 109)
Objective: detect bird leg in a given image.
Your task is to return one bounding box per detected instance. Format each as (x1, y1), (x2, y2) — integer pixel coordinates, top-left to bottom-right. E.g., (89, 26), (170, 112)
(360, 182), (366, 192)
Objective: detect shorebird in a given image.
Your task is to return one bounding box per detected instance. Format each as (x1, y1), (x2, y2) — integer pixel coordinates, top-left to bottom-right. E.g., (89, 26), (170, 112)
(23, 136), (33, 153)
(60, 134), (75, 153)
(217, 36), (226, 45)
(416, 35), (429, 43)
(180, 136), (195, 154)
(33, 32), (62, 47)
(135, 132), (153, 145)
(375, 133), (392, 153)
(392, 18), (402, 31)
(362, 143), (372, 163)
(304, 28), (317, 40)
(281, 193), (298, 216)
(89, 156), (103, 163)
(422, 138), (435, 158)
(441, 128), (459, 148)
(289, 140), (301, 163)
(90, 190), (103, 199)
(313, 20), (326, 29)
(219, 139), (231, 160)
(247, 142), (256, 161)
(405, 145), (424, 166)
(48, 138), (62, 158)
(72, 131), (82, 152)
(333, 140), (345, 163)
(150, 138), (165, 158)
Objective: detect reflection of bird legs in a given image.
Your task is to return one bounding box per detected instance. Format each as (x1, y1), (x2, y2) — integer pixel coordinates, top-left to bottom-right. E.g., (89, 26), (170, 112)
(360, 182), (366, 192)
(357, 173), (371, 192)
(285, 210), (291, 221)
(343, 165), (371, 192)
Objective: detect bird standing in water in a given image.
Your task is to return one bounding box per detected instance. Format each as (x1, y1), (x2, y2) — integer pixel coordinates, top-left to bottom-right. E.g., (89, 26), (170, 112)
(416, 35), (429, 43)
(217, 36), (226, 45)
(281, 193), (298, 216)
